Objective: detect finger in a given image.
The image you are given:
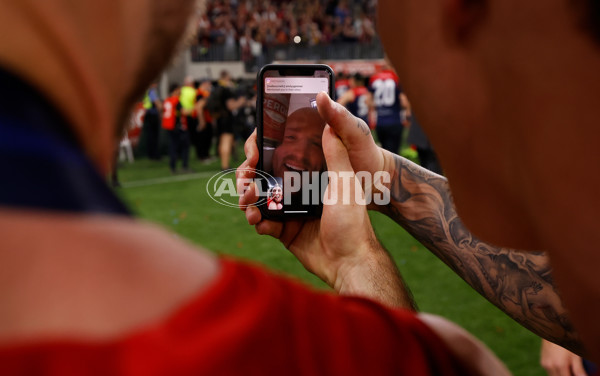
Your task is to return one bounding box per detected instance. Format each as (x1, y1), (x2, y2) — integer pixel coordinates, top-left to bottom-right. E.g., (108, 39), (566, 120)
(244, 129), (259, 167)
(245, 205), (262, 226)
(236, 158), (253, 176)
(570, 358), (587, 376)
(322, 125), (354, 174)
(316, 92), (374, 151)
(239, 182), (258, 211)
(256, 220), (283, 238)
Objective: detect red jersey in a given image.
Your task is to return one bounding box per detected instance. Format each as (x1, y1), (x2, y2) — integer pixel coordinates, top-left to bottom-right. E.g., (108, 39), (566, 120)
(0, 258), (468, 375)
(162, 96), (180, 131)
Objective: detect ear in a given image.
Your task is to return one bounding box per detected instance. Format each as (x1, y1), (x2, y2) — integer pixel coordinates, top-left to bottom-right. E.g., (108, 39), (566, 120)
(442, 0), (487, 44)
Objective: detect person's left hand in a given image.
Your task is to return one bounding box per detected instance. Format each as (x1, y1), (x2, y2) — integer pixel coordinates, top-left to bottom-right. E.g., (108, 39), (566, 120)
(540, 339), (587, 376)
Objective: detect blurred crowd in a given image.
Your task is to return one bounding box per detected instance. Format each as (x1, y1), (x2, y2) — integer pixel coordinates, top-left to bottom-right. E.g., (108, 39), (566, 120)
(195, 0), (378, 52)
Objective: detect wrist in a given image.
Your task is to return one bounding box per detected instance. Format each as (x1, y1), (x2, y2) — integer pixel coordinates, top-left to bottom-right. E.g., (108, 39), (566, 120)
(331, 235), (415, 309)
(368, 149), (397, 213)
(331, 240), (377, 293)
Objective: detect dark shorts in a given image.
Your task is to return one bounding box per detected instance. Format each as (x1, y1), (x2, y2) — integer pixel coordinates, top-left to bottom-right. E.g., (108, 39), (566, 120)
(217, 116), (234, 135)
(376, 123), (403, 154)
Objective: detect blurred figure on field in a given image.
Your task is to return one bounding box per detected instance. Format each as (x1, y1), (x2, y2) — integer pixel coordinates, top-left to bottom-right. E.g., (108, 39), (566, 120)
(163, 84), (190, 174)
(407, 115), (443, 175)
(180, 76), (198, 165)
(335, 71), (349, 100)
(368, 65), (410, 154)
(337, 73), (372, 125)
(233, 81), (257, 142)
(195, 79), (214, 162)
(540, 339), (598, 376)
(142, 83), (162, 160)
(209, 70), (246, 170)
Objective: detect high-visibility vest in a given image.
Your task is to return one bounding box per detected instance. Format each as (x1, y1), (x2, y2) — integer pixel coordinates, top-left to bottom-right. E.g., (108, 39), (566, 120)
(179, 86), (196, 111)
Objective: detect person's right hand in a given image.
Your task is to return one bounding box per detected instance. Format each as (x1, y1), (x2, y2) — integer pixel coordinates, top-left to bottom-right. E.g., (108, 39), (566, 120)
(237, 106), (412, 307)
(237, 125), (378, 287)
(540, 339), (587, 376)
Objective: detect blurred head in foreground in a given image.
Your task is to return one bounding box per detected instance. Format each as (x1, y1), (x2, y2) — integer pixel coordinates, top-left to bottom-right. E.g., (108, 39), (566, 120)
(377, 0), (600, 250)
(0, 0), (199, 172)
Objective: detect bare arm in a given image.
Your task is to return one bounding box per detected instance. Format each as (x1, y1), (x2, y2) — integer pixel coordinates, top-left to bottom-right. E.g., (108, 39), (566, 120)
(333, 233), (417, 310)
(399, 93), (411, 126)
(378, 152), (582, 354)
(226, 96), (246, 112)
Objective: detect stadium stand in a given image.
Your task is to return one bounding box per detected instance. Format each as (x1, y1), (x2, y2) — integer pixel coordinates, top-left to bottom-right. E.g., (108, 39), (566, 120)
(190, 0), (384, 70)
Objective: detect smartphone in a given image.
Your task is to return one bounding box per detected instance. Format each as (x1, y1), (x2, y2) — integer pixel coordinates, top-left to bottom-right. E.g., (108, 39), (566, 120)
(256, 64), (335, 220)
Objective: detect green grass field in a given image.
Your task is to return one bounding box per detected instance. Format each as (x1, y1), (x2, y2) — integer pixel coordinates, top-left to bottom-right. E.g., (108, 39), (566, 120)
(116, 153), (544, 376)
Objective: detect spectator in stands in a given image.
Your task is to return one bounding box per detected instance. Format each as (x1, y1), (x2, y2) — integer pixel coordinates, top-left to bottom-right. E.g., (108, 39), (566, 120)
(193, 0), (380, 55)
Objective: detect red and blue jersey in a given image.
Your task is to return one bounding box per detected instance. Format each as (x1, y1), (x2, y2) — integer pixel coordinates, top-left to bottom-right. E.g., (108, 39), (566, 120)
(347, 86), (370, 123)
(369, 70), (402, 126)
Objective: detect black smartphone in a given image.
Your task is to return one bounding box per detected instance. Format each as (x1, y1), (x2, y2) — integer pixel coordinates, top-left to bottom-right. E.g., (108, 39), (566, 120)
(256, 64), (335, 220)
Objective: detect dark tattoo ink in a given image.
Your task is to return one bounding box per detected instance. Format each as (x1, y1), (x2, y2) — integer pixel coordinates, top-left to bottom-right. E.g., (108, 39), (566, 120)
(382, 154), (582, 354)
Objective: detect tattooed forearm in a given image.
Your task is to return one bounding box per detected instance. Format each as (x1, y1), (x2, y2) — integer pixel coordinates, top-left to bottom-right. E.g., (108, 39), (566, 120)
(381, 154), (583, 354)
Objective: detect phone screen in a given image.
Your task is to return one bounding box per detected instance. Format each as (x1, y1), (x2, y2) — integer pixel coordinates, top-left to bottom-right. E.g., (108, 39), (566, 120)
(257, 65), (334, 218)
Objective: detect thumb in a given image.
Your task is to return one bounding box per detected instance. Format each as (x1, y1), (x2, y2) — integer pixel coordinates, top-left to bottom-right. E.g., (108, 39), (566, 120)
(316, 91), (373, 151)
(322, 125), (354, 174)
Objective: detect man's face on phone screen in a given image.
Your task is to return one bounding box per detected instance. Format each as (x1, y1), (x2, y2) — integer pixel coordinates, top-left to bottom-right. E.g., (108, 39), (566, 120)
(272, 107), (326, 179)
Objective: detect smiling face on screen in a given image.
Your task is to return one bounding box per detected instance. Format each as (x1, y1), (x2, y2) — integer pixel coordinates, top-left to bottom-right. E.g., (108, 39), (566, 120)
(272, 107), (326, 179)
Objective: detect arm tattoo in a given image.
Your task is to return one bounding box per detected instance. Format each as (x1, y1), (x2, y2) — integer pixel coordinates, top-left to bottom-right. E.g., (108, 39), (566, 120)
(381, 154), (582, 354)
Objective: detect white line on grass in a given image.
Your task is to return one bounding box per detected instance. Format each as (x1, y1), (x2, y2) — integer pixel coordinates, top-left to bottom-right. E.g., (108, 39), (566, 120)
(122, 172), (216, 188)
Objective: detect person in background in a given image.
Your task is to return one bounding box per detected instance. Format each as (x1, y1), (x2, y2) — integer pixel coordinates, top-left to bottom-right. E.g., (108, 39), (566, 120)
(335, 71), (350, 100)
(163, 84), (190, 174)
(180, 76), (198, 164)
(368, 64), (410, 154)
(214, 70), (246, 170)
(195, 79), (214, 162)
(142, 83), (162, 160)
(337, 73), (372, 125)
(407, 115), (443, 175)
